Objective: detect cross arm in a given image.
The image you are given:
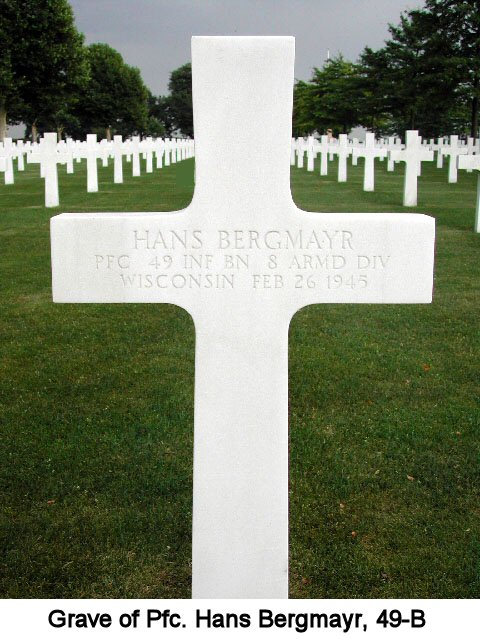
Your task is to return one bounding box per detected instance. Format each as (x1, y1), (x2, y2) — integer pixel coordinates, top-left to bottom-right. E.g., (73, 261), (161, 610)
(51, 210), (203, 313)
(51, 208), (435, 318)
(282, 209), (435, 317)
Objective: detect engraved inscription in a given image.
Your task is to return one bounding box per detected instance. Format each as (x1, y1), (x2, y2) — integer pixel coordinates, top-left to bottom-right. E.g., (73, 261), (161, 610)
(90, 227), (393, 293)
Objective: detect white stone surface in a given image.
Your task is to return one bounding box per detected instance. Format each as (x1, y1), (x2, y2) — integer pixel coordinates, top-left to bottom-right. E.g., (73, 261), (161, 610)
(51, 36), (435, 599)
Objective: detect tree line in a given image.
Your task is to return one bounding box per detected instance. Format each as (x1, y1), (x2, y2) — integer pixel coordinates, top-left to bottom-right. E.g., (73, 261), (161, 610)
(1, 0), (478, 143)
(0, 0), (191, 142)
(294, 0), (479, 139)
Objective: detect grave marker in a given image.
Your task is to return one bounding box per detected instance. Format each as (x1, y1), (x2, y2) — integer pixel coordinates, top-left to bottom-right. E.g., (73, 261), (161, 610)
(113, 135), (124, 184)
(17, 140), (25, 171)
(51, 36), (435, 598)
(353, 132), (387, 191)
(458, 154), (480, 233)
(1, 138), (14, 185)
(441, 135), (467, 183)
(65, 139), (75, 174)
(296, 137), (305, 168)
(389, 130), (434, 207)
(306, 136), (315, 172)
(86, 134), (99, 193)
(131, 136), (141, 177)
(27, 133), (60, 207)
(333, 134), (351, 183)
(155, 138), (165, 169)
(317, 135), (329, 176)
(145, 137), (154, 173)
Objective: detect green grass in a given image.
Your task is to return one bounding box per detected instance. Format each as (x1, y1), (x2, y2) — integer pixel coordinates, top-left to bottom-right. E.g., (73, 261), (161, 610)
(0, 155), (479, 598)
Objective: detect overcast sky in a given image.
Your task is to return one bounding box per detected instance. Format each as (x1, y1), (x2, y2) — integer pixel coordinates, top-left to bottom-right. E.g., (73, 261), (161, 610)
(69, 0), (424, 96)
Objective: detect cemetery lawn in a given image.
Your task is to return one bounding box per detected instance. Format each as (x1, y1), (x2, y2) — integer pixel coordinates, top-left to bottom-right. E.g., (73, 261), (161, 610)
(1, 157), (479, 599)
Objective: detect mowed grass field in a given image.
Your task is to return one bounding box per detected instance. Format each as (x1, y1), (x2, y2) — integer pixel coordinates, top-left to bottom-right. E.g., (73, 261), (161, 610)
(0, 154), (479, 598)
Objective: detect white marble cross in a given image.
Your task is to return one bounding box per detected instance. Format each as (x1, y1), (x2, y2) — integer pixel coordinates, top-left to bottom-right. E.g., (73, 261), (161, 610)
(333, 134), (351, 183)
(27, 133), (60, 207)
(85, 134), (99, 193)
(441, 135), (468, 184)
(130, 136), (141, 177)
(155, 138), (165, 169)
(16, 140), (25, 172)
(113, 135), (124, 184)
(144, 137), (154, 173)
(51, 37), (435, 599)
(353, 132), (387, 191)
(350, 137), (359, 166)
(387, 136), (402, 172)
(389, 130), (434, 207)
(436, 137), (446, 168)
(296, 137), (306, 168)
(99, 138), (110, 168)
(163, 138), (171, 166)
(306, 136), (316, 171)
(316, 134), (330, 176)
(458, 154), (480, 233)
(64, 139), (75, 174)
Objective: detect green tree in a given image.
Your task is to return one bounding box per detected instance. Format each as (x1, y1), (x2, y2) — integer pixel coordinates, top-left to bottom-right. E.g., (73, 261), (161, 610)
(425, 0), (480, 137)
(0, 4), (20, 140)
(76, 43), (148, 139)
(381, 9), (462, 137)
(356, 47), (394, 135)
(166, 63), (193, 137)
(359, 3), (475, 139)
(292, 80), (316, 136)
(0, 0), (88, 141)
(149, 95), (175, 136)
(293, 56), (364, 136)
(143, 92), (166, 137)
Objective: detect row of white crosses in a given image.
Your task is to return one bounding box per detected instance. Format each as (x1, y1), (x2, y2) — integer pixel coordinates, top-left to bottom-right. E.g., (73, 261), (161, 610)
(292, 131), (480, 212)
(1, 134), (194, 207)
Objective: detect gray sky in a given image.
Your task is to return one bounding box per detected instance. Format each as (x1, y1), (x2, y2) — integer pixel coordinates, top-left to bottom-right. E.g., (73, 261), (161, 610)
(70, 0), (424, 96)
